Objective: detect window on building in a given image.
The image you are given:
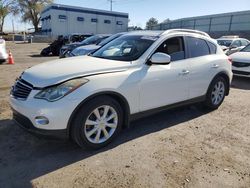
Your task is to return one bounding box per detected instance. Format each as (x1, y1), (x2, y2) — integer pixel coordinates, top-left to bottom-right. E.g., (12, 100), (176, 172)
(186, 37), (210, 58)
(104, 20), (111, 24)
(155, 37), (185, 61)
(116, 21), (123, 25)
(58, 15), (67, 20)
(77, 17), (84, 22)
(91, 18), (98, 23)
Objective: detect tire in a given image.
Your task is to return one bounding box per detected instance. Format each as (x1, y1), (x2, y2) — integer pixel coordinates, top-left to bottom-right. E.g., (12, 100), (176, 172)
(40, 47), (51, 56)
(0, 59), (6, 64)
(70, 96), (123, 149)
(203, 76), (227, 110)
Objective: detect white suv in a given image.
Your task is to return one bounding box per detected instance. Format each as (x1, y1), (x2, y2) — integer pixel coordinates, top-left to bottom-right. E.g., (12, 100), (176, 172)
(10, 29), (233, 149)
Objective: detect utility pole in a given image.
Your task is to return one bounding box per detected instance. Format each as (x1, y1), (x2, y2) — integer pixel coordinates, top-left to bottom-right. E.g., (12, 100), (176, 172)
(12, 19), (15, 42)
(108, 0), (114, 11)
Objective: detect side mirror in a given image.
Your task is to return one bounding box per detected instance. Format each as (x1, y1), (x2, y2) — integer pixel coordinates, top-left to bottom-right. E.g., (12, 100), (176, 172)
(149, 52), (171, 65)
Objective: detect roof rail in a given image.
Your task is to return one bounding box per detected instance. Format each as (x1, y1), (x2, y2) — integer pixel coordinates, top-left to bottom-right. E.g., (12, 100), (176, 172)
(220, 35), (239, 38)
(164, 29), (210, 37)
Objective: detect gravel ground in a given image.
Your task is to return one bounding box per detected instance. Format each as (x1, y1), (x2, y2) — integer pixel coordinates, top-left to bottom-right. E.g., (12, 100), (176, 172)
(0, 42), (250, 188)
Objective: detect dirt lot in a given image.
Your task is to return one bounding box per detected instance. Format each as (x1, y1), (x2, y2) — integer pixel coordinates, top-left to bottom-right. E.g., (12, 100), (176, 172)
(0, 42), (250, 188)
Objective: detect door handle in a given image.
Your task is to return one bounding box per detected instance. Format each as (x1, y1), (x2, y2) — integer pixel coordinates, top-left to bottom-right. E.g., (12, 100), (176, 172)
(212, 64), (219, 68)
(179, 70), (190, 75)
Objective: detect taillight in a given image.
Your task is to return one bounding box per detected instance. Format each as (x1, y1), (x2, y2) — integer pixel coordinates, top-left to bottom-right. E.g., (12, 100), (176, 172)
(228, 57), (232, 64)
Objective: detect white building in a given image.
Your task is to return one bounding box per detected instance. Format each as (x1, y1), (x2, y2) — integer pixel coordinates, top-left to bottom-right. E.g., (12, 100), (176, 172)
(41, 4), (129, 37)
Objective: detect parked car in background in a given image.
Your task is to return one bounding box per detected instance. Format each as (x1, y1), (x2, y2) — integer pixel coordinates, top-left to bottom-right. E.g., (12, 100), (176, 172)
(63, 33), (93, 44)
(65, 33), (126, 58)
(10, 29), (232, 149)
(41, 34), (93, 56)
(230, 44), (250, 77)
(217, 36), (250, 56)
(59, 34), (111, 58)
(0, 37), (8, 64)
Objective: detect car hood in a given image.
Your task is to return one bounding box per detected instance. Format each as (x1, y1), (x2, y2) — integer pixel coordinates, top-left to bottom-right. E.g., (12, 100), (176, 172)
(230, 52), (250, 63)
(22, 56), (131, 88)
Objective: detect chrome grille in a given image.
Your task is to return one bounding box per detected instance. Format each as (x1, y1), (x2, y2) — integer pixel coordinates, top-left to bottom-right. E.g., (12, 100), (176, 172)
(11, 79), (33, 100)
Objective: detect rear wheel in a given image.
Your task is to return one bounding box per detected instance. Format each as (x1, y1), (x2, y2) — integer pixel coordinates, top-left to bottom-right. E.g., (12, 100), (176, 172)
(71, 96), (123, 149)
(204, 76), (227, 110)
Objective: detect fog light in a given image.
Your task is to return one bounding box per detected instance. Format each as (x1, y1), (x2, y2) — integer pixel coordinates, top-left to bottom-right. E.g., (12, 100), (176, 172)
(35, 116), (49, 125)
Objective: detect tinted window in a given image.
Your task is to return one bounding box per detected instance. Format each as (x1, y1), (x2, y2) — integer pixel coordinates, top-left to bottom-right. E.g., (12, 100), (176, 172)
(231, 40), (241, 47)
(187, 37), (210, 58)
(207, 41), (217, 54)
(155, 37), (185, 61)
(240, 40), (249, 46)
(217, 40), (232, 47)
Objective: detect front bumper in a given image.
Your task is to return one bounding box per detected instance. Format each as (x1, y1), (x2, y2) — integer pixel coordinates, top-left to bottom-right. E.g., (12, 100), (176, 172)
(12, 109), (68, 139)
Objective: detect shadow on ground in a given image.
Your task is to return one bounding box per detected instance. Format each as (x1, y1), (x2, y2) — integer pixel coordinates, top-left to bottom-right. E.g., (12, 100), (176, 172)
(231, 76), (250, 90)
(0, 105), (209, 188)
(29, 54), (56, 58)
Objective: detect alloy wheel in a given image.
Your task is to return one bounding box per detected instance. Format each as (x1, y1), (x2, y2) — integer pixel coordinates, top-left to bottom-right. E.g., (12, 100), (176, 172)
(84, 105), (118, 144)
(211, 81), (225, 105)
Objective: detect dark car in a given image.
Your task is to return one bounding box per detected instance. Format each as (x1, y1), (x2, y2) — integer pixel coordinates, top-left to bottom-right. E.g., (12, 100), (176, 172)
(65, 32), (126, 58)
(59, 34), (111, 58)
(63, 33), (93, 44)
(40, 34), (92, 56)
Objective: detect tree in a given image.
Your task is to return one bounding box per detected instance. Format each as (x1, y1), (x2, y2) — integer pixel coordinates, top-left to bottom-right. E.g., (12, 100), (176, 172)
(0, 0), (16, 33)
(15, 0), (53, 32)
(145, 17), (158, 30)
(162, 18), (171, 23)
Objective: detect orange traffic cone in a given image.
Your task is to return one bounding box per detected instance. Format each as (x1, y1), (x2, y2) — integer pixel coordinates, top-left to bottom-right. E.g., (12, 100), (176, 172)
(8, 50), (14, 65)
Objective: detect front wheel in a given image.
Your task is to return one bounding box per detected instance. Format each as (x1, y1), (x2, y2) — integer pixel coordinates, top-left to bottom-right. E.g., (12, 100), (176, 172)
(203, 76), (227, 110)
(71, 96), (123, 149)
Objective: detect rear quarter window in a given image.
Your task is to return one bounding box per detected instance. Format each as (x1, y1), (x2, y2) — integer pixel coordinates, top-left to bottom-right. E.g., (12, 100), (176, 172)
(207, 41), (217, 54)
(186, 37), (210, 58)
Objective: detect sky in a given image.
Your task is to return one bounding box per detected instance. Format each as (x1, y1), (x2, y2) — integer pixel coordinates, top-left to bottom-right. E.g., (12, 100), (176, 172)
(4, 0), (250, 32)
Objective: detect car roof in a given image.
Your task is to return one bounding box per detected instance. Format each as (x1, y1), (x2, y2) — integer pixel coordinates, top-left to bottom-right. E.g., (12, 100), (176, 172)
(217, 37), (248, 41)
(124, 30), (164, 37)
(124, 29), (210, 38)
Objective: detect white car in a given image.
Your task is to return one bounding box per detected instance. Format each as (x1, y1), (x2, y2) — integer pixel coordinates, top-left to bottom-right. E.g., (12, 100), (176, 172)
(230, 44), (250, 77)
(10, 29), (233, 149)
(217, 36), (250, 56)
(0, 37), (8, 63)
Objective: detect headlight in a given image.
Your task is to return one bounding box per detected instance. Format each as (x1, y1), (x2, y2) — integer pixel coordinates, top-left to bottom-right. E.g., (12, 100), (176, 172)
(34, 78), (88, 102)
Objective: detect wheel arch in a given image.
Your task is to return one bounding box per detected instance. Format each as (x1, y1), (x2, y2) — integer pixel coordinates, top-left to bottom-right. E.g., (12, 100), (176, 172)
(208, 71), (230, 96)
(67, 91), (131, 137)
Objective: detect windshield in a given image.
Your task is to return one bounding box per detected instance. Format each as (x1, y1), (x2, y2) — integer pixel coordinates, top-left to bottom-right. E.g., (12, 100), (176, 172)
(92, 35), (158, 61)
(241, 44), (250, 52)
(71, 47), (93, 56)
(98, 33), (123, 46)
(217, 40), (233, 47)
(80, 35), (103, 45)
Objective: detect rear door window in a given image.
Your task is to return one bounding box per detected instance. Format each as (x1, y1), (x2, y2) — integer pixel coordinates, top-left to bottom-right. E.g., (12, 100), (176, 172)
(186, 37), (210, 58)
